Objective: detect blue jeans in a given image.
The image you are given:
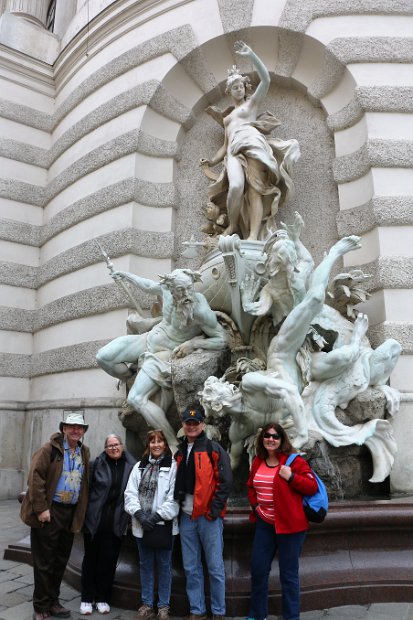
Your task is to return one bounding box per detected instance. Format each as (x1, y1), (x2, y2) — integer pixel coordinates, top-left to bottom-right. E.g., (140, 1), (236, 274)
(250, 515), (306, 620)
(179, 513), (226, 615)
(136, 538), (173, 609)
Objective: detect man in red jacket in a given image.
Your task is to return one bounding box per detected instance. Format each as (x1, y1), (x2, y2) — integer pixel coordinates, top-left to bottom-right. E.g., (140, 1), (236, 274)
(174, 404), (232, 620)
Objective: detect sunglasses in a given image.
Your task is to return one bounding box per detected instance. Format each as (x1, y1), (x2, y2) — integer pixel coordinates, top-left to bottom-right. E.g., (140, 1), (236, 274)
(263, 432), (280, 440)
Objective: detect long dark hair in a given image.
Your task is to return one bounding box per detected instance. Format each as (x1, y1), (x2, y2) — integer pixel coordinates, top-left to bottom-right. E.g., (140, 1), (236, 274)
(255, 423), (293, 460)
(143, 429), (172, 458)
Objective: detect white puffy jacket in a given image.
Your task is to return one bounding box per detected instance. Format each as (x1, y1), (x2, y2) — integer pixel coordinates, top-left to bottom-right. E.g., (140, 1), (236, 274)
(124, 455), (179, 538)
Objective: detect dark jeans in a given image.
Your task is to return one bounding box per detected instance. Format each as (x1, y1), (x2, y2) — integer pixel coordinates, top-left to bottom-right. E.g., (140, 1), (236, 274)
(30, 502), (76, 613)
(81, 531), (122, 603)
(249, 515), (306, 620)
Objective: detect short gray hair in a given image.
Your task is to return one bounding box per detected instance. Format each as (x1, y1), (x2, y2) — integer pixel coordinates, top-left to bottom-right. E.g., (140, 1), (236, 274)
(104, 434), (122, 448)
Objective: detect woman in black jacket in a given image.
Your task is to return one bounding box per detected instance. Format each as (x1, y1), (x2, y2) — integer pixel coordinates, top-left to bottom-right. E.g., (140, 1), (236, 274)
(80, 434), (136, 615)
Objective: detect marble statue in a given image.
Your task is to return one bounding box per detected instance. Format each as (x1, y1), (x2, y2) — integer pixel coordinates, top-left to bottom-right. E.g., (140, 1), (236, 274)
(241, 211), (314, 326)
(96, 268), (228, 448)
(200, 41), (300, 241)
(201, 235), (360, 462)
(200, 371), (306, 469)
(304, 312), (401, 482)
(200, 232), (401, 482)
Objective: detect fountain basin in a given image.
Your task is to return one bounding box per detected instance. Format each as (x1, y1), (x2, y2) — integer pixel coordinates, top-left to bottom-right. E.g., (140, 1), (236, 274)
(6, 499), (413, 615)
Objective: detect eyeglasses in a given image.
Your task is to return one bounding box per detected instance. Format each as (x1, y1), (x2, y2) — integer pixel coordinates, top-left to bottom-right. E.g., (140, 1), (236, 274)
(105, 443), (122, 450)
(263, 432), (280, 440)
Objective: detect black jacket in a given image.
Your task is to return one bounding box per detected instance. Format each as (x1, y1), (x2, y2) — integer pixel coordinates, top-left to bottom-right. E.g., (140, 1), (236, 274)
(83, 449), (136, 538)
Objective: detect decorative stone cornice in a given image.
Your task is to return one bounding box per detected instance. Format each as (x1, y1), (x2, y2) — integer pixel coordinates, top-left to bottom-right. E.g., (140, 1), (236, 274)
(218, 0), (254, 33)
(32, 284), (150, 332)
(280, 0), (413, 33)
(368, 322), (413, 354)
(333, 140), (413, 184)
(36, 229), (174, 288)
(336, 197), (413, 236)
(0, 96), (52, 131)
(356, 86), (413, 113)
(0, 307), (33, 332)
(30, 340), (109, 377)
(359, 257), (413, 294)
(54, 25), (207, 128)
(0, 262), (37, 288)
(0, 352), (31, 377)
(0, 217), (40, 245)
(328, 37), (413, 64)
(307, 49), (345, 99)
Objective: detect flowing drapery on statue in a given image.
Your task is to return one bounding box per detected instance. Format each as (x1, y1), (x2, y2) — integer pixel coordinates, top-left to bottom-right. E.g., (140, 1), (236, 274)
(200, 41), (300, 241)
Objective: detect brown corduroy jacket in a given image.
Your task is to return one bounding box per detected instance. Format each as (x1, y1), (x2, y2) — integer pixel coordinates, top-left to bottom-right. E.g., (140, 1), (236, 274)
(20, 432), (90, 532)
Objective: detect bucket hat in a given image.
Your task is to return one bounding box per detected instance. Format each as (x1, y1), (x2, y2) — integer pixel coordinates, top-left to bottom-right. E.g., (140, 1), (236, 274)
(59, 412), (89, 432)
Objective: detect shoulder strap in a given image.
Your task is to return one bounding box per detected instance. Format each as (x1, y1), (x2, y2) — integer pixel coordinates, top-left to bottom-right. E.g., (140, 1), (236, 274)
(285, 453), (298, 467)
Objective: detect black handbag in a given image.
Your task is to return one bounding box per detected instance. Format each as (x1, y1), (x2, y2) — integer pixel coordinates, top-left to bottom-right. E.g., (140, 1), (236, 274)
(142, 521), (173, 550)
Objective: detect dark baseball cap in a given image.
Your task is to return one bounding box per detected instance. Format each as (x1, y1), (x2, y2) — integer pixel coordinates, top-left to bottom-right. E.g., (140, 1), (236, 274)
(182, 404), (205, 423)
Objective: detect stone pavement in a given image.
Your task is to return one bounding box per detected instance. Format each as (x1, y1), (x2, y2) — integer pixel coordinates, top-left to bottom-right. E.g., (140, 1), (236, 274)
(1, 500), (412, 620)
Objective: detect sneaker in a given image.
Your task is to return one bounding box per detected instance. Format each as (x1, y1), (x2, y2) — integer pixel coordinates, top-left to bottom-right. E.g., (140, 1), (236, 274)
(79, 602), (93, 615)
(96, 602), (110, 614)
(157, 607), (170, 620)
(137, 604), (156, 620)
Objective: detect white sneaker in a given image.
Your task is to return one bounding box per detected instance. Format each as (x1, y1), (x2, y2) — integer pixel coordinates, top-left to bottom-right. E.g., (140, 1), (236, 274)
(80, 602), (93, 615)
(96, 602), (111, 614)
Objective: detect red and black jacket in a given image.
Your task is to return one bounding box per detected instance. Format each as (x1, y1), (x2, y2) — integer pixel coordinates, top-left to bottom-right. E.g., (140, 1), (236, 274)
(175, 433), (233, 519)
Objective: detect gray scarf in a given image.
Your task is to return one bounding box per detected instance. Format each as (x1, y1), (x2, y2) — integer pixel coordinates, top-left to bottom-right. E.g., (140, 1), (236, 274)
(138, 455), (164, 513)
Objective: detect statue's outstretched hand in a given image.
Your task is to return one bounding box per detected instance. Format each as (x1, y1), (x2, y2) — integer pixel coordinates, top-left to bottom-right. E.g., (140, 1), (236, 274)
(280, 211), (304, 242)
(111, 270), (128, 281)
(234, 40), (252, 57)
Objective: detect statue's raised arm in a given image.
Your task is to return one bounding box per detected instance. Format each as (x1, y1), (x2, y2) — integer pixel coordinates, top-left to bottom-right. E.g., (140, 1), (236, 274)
(200, 41), (300, 241)
(233, 40), (270, 104)
(110, 270), (162, 295)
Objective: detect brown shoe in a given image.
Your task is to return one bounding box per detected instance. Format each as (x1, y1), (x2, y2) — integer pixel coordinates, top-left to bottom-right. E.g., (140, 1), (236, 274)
(184, 615), (208, 620)
(49, 602), (71, 618)
(33, 612), (51, 620)
(157, 607), (170, 620)
(137, 605), (156, 620)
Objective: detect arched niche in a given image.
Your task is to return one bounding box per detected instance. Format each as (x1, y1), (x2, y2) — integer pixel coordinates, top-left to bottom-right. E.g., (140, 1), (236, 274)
(139, 27), (357, 267)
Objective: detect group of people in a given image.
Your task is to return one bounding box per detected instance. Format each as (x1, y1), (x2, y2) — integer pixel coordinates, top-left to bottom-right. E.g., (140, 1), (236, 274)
(21, 406), (319, 620)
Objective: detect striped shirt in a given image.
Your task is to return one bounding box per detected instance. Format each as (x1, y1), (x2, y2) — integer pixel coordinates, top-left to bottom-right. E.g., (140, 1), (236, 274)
(253, 460), (277, 524)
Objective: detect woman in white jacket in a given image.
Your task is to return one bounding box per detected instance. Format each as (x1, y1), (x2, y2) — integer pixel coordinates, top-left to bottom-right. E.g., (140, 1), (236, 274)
(124, 429), (179, 620)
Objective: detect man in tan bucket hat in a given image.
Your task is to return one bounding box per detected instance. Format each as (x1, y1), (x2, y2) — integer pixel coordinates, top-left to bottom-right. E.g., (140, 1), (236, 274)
(21, 412), (90, 620)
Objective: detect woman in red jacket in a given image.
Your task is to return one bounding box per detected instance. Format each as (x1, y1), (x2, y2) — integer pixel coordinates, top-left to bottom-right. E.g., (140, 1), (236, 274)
(247, 423), (318, 620)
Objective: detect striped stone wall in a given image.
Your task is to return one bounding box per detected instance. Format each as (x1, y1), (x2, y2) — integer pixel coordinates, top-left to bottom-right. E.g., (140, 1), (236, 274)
(0, 0), (412, 496)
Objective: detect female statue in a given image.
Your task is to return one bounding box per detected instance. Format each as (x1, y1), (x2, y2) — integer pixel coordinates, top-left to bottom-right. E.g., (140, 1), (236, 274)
(200, 41), (300, 241)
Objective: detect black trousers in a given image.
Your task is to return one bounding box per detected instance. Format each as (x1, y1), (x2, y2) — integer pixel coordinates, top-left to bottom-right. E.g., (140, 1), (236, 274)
(81, 531), (122, 603)
(30, 502), (76, 612)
